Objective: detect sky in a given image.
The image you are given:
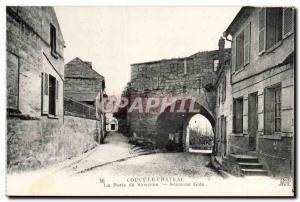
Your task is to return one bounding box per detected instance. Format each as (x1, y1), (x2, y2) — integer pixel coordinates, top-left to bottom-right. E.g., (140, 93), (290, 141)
(55, 6), (241, 96)
(189, 114), (213, 134)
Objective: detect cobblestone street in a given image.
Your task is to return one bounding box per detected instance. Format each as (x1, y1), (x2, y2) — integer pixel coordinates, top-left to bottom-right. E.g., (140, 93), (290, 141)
(7, 132), (292, 196)
(67, 132), (218, 178)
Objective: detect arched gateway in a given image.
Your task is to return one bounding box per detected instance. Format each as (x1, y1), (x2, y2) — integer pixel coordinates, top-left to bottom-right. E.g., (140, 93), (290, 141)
(124, 48), (227, 152)
(156, 98), (215, 151)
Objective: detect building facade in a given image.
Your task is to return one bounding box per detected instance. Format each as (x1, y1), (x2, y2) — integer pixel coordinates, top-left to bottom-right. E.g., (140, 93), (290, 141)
(222, 7), (295, 176)
(6, 7), (105, 172)
(214, 38), (233, 159)
(64, 57), (106, 107)
(64, 57), (107, 143)
(6, 7), (65, 171)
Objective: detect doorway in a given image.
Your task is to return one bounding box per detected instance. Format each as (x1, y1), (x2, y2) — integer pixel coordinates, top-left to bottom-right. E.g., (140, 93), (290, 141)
(248, 92), (258, 151)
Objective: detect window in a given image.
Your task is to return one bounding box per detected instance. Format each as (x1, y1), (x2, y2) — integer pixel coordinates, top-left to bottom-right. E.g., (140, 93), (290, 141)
(42, 73), (59, 116)
(233, 97), (243, 133)
(169, 133), (175, 141)
(50, 24), (57, 54)
(235, 23), (251, 71)
(222, 78), (226, 102)
(7, 52), (19, 110)
(48, 75), (56, 115)
(259, 8), (294, 53)
(182, 85), (187, 93)
(266, 8), (283, 50)
(264, 85), (281, 134)
(213, 59), (219, 71)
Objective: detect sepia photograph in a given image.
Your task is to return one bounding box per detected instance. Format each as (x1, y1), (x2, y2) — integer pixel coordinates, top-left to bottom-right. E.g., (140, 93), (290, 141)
(4, 4), (295, 197)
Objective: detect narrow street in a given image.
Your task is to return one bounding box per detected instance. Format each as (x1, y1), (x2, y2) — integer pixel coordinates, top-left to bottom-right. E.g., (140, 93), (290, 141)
(7, 132), (291, 196)
(67, 132), (217, 178)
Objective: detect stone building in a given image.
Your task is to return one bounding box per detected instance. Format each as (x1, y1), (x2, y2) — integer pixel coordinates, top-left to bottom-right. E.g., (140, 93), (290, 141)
(222, 7), (295, 176)
(6, 7), (102, 172)
(64, 57), (107, 143)
(127, 48), (230, 150)
(64, 57), (106, 107)
(6, 7), (65, 170)
(214, 37), (233, 158)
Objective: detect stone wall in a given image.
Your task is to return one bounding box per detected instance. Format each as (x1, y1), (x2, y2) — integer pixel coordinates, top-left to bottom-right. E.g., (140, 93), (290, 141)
(127, 49), (230, 149)
(7, 115), (99, 172)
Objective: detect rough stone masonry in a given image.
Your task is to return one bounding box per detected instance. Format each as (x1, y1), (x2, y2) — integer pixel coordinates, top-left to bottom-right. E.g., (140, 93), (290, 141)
(126, 48), (231, 150)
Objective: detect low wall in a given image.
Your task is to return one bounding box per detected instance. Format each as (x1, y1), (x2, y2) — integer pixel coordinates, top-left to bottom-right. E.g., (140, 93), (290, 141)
(63, 115), (98, 158)
(7, 115), (99, 172)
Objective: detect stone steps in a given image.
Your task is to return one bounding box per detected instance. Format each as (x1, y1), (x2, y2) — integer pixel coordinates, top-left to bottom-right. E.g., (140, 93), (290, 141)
(238, 162), (264, 169)
(229, 154), (268, 176)
(241, 168), (268, 176)
(129, 144), (155, 156)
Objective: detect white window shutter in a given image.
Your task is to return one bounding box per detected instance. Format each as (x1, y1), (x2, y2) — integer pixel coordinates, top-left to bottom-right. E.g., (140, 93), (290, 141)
(55, 79), (59, 116)
(258, 8), (266, 54)
(42, 72), (49, 114)
(244, 22), (251, 65)
(283, 8), (294, 38)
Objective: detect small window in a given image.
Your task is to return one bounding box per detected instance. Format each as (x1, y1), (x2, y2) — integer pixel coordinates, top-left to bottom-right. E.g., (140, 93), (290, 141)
(48, 75), (56, 115)
(182, 85), (187, 93)
(169, 133), (175, 141)
(213, 59), (219, 71)
(222, 78), (226, 102)
(50, 24), (57, 54)
(233, 97), (243, 133)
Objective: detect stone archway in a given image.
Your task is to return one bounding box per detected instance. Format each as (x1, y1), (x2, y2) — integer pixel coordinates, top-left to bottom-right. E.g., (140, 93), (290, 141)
(183, 114), (214, 152)
(156, 98), (215, 151)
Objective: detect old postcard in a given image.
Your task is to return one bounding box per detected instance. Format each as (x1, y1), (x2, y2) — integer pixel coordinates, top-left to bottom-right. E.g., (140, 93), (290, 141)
(6, 6), (295, 197)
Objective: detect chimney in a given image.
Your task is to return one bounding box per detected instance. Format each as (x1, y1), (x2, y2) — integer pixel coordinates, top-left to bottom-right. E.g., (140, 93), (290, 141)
(218, 36), (225, 66)
(85, 61), (92, 68)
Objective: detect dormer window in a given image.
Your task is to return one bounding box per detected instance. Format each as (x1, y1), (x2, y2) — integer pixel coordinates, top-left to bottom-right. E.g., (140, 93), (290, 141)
(213, 59), (219, 71)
